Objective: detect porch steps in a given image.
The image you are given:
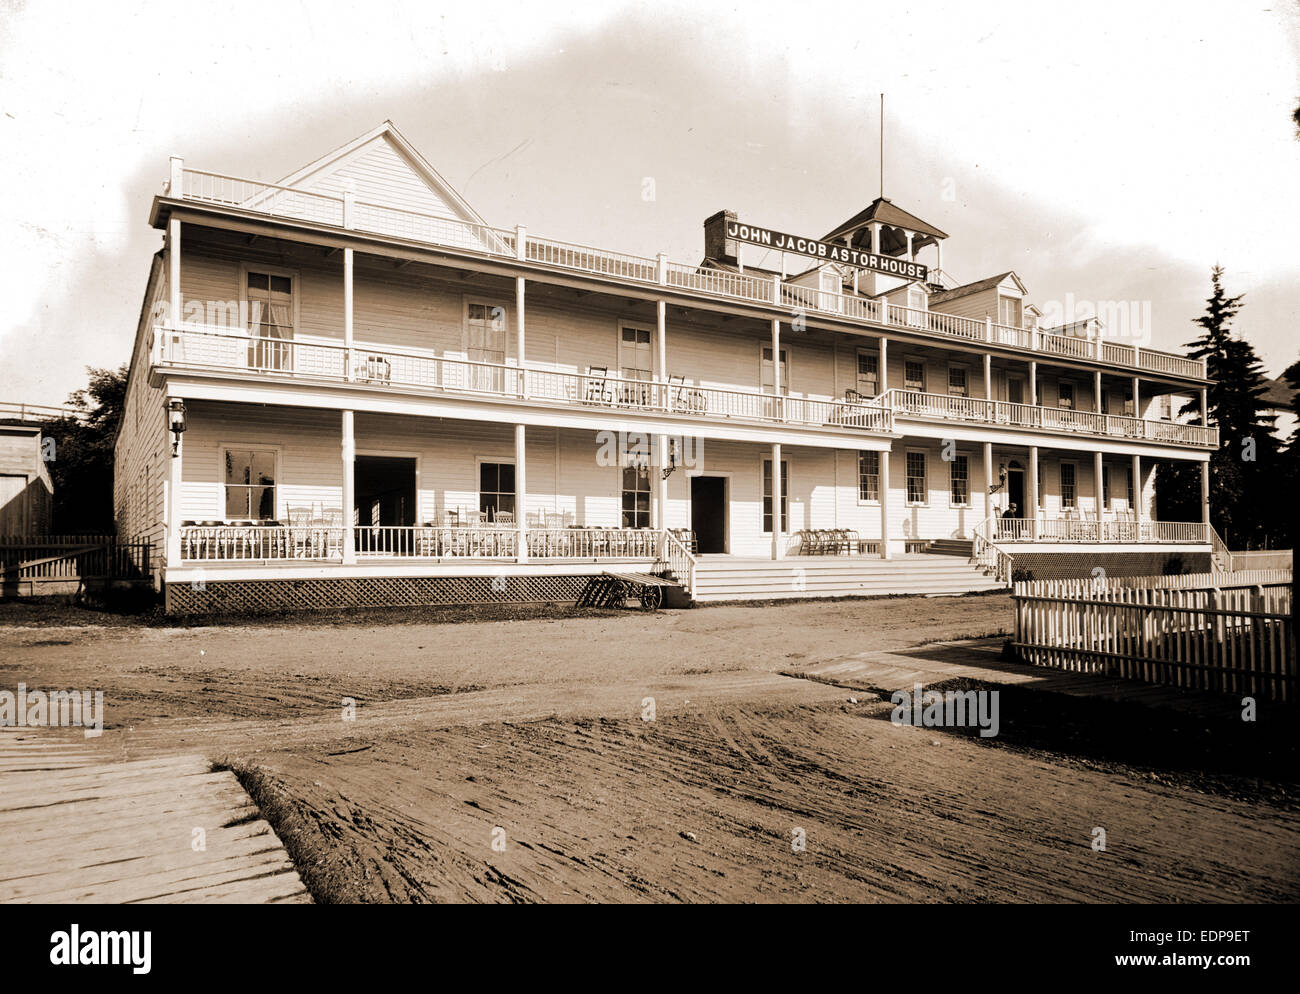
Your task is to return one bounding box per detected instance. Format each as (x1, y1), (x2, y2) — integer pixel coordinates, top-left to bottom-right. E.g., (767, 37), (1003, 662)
(925, 539), (975, 558)
(688, 556), (1007, 603)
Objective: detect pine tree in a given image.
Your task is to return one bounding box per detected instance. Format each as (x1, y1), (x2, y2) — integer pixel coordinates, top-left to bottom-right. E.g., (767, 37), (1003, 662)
(1166, 267), (1280, 547)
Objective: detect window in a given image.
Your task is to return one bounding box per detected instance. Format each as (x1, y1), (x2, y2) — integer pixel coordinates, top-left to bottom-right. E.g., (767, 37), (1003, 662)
(858, 451), (880, 502)
(1102, 465), (1112, 509)
(224, 449), (276, 520)
(621, 438), (651, 528)
(904, 359), (926, 392)
(1058, 381), (1074, 410)
(1126, 466), (1135, 507)
(760, 347), (789, 395)
(950, 453), (969, 506)
(1100, 388), (1110, 415)
(467, 302), (508, 391)
(246, 271), (293, 371)
(998, 296), (1020, 327)
(856, 352), (879, 397)
(906, 451), (927, 505)
(1061, 462), (1076, 508)
(762, 459), (789, 533)
(479, 462), (515, 521)
(619, 325), (652, 381)
(947, 366), (968, 398)
(1160, 395), (1172, 420)
(1007, 376), (1024, 406)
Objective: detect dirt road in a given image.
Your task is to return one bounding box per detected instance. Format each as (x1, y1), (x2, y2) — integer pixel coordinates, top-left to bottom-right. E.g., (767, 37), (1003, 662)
(3, 595), (1297, 903)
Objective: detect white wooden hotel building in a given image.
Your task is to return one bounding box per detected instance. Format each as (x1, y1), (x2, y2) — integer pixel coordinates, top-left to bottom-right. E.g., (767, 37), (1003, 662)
(113, 122), (1218, 612)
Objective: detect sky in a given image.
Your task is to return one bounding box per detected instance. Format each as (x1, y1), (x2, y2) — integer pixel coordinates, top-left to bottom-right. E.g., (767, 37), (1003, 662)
(1, 0), (1298, 405)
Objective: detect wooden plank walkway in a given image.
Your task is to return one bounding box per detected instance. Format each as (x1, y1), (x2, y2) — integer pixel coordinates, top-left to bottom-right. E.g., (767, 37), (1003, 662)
(798, 638), (1235, 718)
(0, 728), (310, 903)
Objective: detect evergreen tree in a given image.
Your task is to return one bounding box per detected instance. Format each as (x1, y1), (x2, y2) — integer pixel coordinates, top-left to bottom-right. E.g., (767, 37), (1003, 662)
(1160, 267), (1281, 547)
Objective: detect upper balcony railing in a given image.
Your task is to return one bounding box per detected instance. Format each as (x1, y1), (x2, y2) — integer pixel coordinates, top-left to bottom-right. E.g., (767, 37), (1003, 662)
(879, 388), (1218, 448)
(171, 168), (1208, 381)
(157, 325), (894, 434)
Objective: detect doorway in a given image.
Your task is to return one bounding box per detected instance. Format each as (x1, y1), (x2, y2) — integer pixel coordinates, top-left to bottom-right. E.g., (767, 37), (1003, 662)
(690, 476), (727, 553)
(355, 455), (417, 526)
(1006, 462), (1026, 517)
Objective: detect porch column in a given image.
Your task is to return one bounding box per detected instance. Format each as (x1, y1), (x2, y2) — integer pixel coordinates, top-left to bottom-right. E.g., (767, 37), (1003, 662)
(1199, 387), (1209, 427)
(516, 277), (527, 398)
(983, 442), (993, 522)
(771, 443), (783, 560)
(771, 318), (781, 417)
(870, 222), (881, 255)
(984, 354), (993, 402)
(879, 336), (889, 394)
(167, 217), (181, 328)
(343, 249), (354, 380)
(1131, 454), (1142, 522)
(1131, 375), (1141, 417)
(343, 194), (354, 380)
(515, 424), (528, 563)
(341, 410), (356, 564)
(1094, 451), (1104, 524)
(879, 448), (891, 560)
(656, 300), (667, 379)
(1200, 460), (1210, 525)
(1094, 370), (1103, 413)
(166, 398), (183, 567)
(655, 434), (668, 531)
(1028, 446), (1040, 540)
(1029, 360), (1038, 407)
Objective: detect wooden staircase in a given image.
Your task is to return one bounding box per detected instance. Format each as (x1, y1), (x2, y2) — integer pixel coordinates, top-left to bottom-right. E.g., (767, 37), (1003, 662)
(925, 538), (975, 558)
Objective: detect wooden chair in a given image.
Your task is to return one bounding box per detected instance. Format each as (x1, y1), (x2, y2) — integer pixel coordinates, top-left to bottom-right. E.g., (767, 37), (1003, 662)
(584, 366), (613, 405)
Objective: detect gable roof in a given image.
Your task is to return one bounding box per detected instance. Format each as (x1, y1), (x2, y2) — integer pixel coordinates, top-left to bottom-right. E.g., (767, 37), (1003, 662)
(927, 271), (1027, 306)
(824, 197), (948, 243)
(276, 120), (487, 227)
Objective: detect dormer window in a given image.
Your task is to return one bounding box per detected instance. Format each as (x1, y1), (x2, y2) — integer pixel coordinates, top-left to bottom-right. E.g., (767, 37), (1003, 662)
(997, 295), (1020, 327)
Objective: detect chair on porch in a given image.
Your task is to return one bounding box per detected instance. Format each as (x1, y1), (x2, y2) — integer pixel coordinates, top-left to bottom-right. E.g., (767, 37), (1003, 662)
(287, 506), (313, 558)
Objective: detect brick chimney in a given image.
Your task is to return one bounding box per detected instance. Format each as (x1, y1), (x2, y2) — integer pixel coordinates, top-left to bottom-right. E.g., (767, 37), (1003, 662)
(703, 210), (738, 264)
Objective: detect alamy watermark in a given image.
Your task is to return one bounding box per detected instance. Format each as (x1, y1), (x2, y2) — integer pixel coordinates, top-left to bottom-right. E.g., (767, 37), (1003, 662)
(890, 682), (999, 738)
(0, 683), (104, 738)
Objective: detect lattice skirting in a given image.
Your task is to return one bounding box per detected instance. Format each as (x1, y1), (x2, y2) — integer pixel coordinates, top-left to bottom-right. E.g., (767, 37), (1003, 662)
(165, 573), (599, 615)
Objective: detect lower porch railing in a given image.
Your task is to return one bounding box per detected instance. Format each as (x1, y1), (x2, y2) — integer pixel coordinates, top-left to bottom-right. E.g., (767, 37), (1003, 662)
(179, 524), (663, 562)
(989, 517), (1208, 544)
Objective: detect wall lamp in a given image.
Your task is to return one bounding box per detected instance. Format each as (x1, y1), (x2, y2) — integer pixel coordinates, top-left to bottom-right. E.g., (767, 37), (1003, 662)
(168, 398), (187, 456)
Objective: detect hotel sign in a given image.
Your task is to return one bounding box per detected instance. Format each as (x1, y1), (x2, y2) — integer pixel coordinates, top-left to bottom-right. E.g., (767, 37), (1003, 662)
(727, 220), (928, 282)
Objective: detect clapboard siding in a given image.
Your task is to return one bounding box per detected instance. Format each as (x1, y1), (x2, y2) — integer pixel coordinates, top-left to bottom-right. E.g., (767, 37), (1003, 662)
(298, 136), (461, 220)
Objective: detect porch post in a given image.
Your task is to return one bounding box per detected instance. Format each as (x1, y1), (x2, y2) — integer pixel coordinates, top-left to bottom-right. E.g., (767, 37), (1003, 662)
(1200, 460), (1210, 525)
(655, 434), (668, 531)
(515, 424), (528, 563)
(1094, 370), (1103, 413)
(343, 194), (354, 381)
(879, 447), (891, 559)
(516, 277), (527, 398)
(341, 410), (356, 564)
(1029, 446), (1040, 541)
(1094, 451), (1104, 525)
(1131, 454), (1142, 523)
(879, 336), (889, 392)
(657, 300), (667, 408)
(1029, 360), (1038, 408)
(983, 442), (993, 522)
(166, 398), (183, 568)
(1199, 387), (1209, 427)
(1131, 375), (1141, 417)
(771, 318), (781, 418)
(771, 442), (782, 561)
(984, 354), (993, 402)
(167, 217), (181, 328)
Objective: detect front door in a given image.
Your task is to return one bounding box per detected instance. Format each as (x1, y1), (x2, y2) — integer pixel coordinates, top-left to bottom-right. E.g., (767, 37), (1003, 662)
(354, 455), (417, 527)
(691, 476), (727, 554)
(1006, 469), (1026, 518)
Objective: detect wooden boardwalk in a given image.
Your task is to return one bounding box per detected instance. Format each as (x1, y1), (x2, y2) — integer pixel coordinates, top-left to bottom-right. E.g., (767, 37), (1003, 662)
(0, 728), (309, 903)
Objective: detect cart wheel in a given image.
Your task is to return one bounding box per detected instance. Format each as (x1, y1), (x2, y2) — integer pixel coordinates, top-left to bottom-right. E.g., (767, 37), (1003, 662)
(609, 580), (628, 609)
(640, 584), (663, 611)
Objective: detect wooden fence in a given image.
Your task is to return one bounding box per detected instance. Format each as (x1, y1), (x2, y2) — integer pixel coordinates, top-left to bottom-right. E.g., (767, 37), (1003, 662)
(1012, 570), (1295, 702)
(0, 535), (153, 595)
